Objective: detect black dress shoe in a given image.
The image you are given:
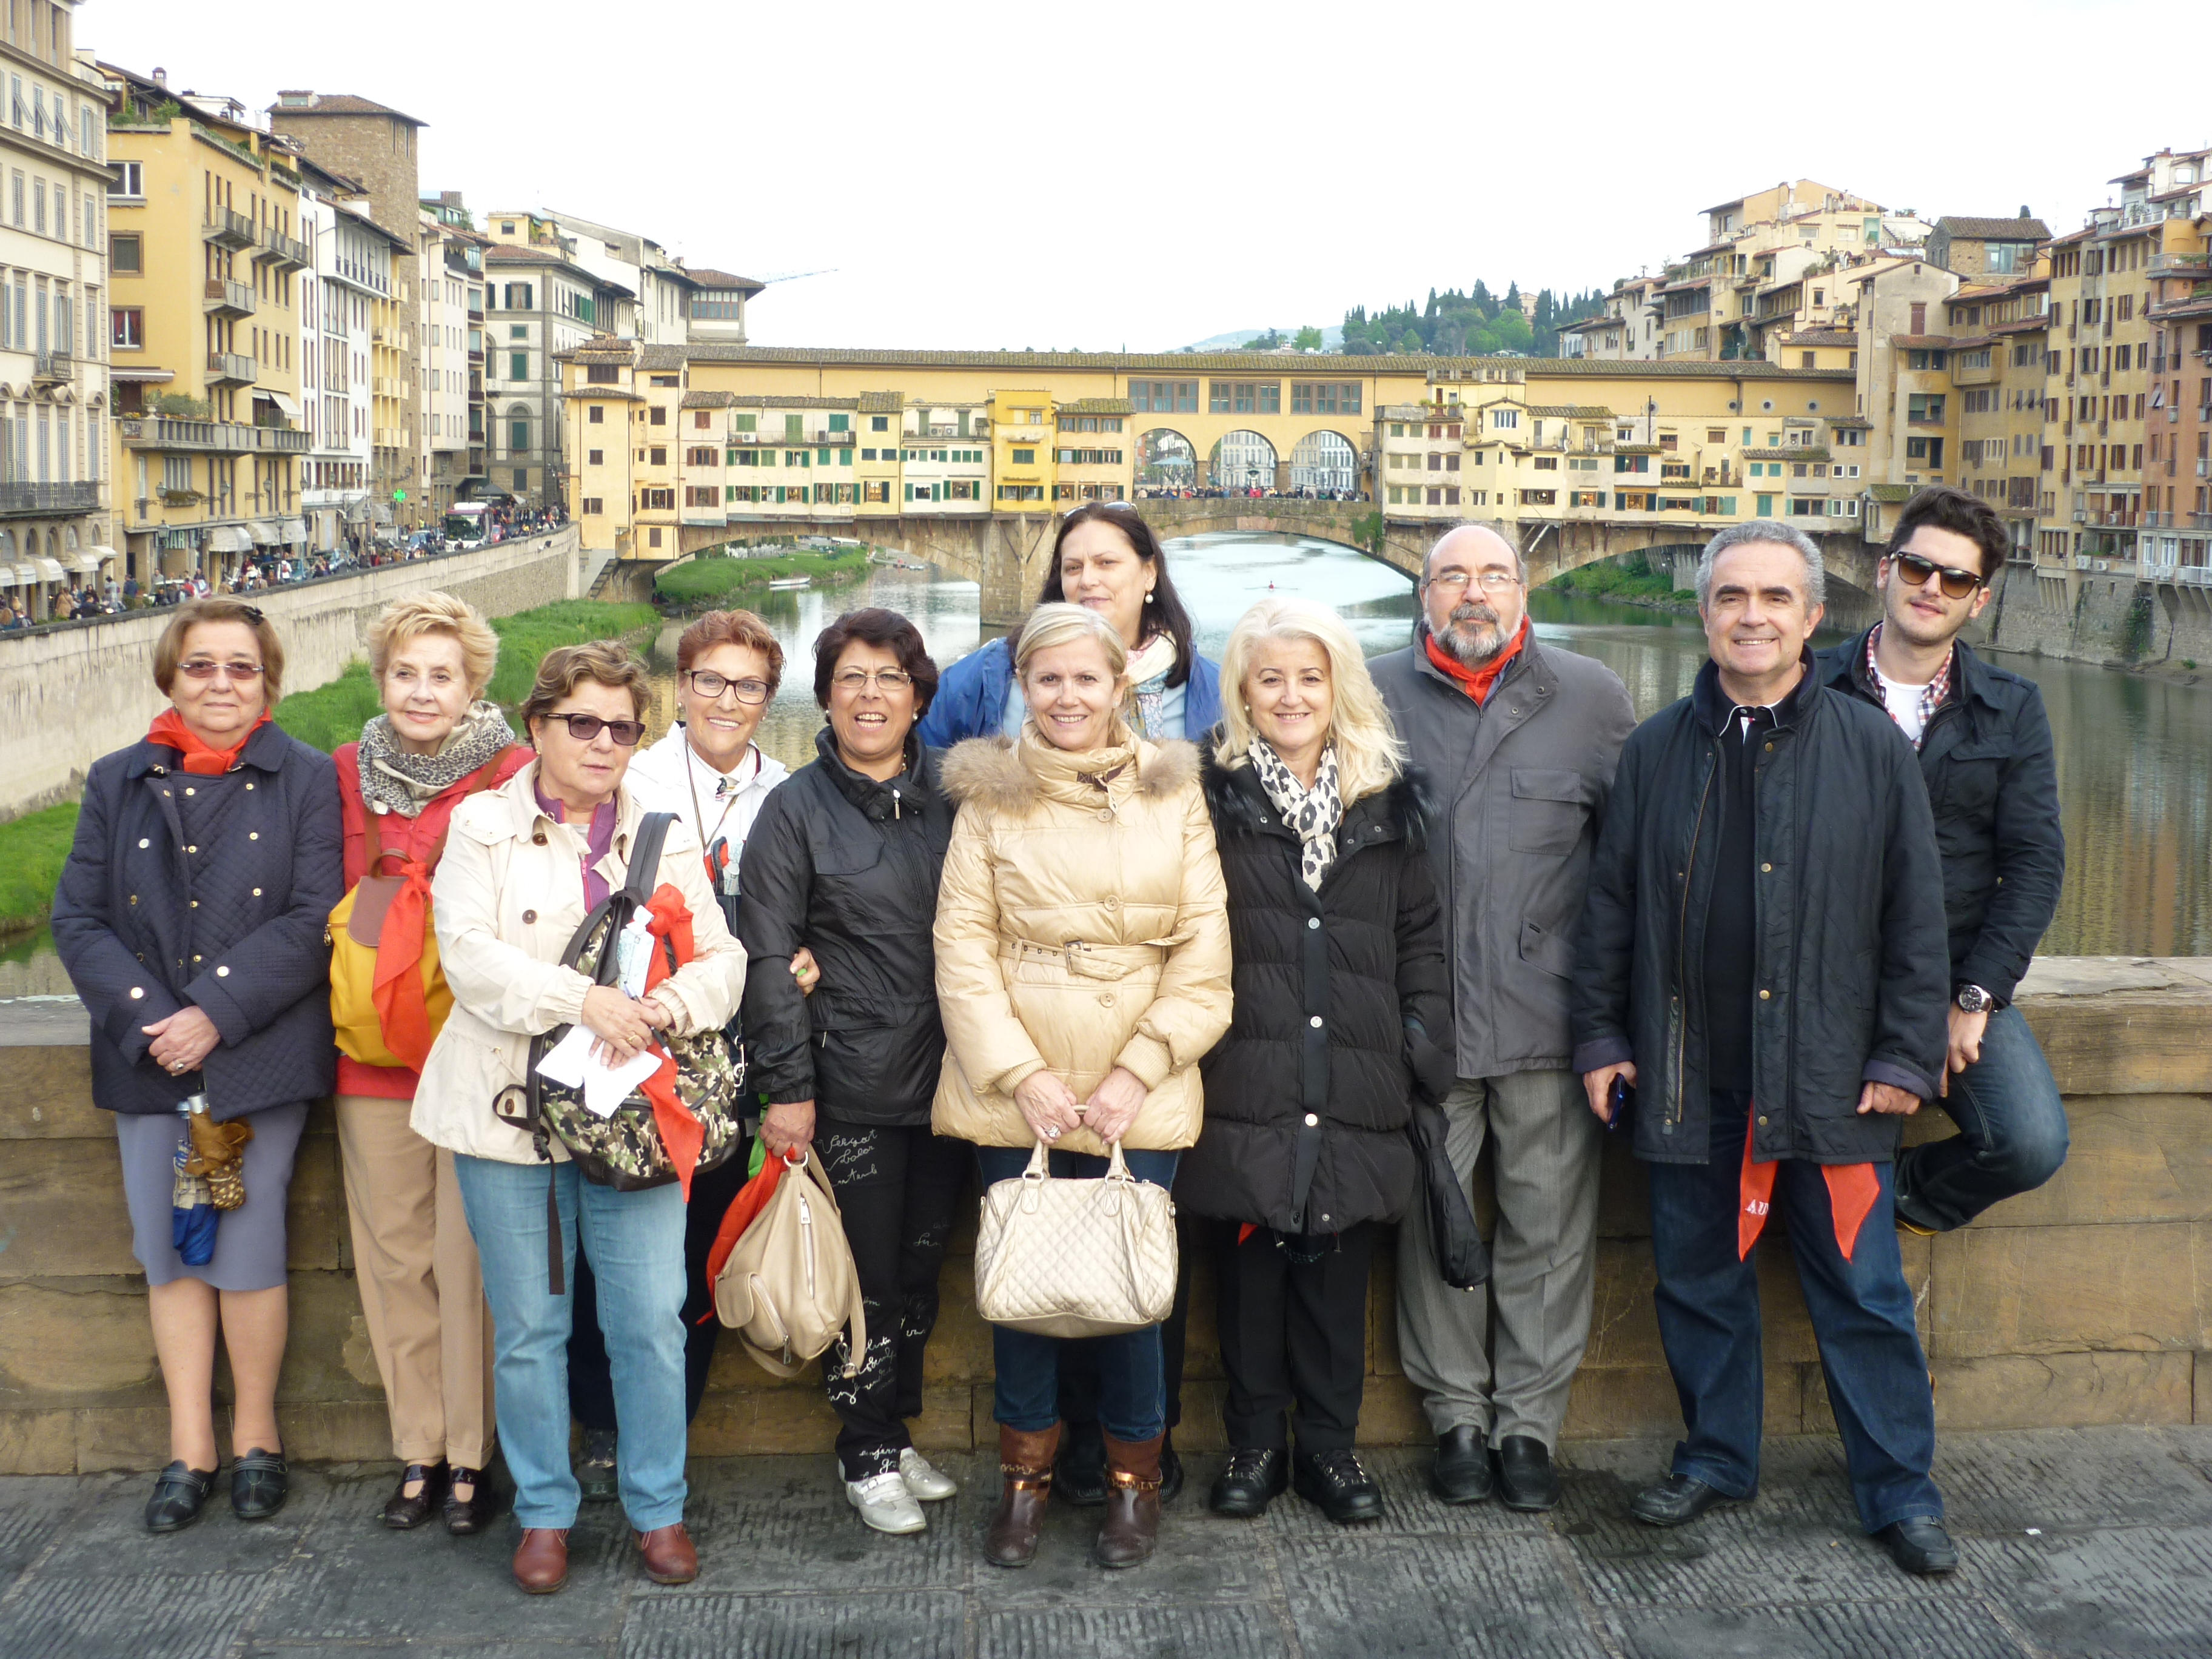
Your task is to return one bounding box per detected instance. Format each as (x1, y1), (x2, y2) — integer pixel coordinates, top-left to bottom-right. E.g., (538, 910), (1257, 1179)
(145, 1461), (218, 1533)
(1055, 1421), (1108, 1509)
(1494, 1435), (1561, 1512)
(231, 1449), (289, 1521)
(1629, 1473), (1738, 1528)
(443, 1466), (499, 1535)
(1293, 1447), (1383, 1525)
(1430, 1425), (1493, 1505)
(575, 1429), (619, 1504)
(381, 1461), (448, 1530)
(1877, 1517), (1960, 1575)
(1159, 1432), (1185, 1506)
(1208, 1446), (1288, 1517)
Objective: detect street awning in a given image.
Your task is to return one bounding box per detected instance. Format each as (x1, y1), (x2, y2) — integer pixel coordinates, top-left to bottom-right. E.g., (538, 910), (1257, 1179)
(249, 521), (281, 545)
(254, 390), (301, 420)
(65, 551), (99, 575)
(87, 545), (121, 567)
(279, 517), (308, 543)
(207, 526), (253, 554)
(5, 563), (32, 586)
(31, 557), (65, 583)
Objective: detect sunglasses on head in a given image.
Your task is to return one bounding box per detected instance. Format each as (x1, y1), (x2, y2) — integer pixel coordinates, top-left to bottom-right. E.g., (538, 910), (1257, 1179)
(545, 712), (645, 746)
(1891, 551), (1985, 600)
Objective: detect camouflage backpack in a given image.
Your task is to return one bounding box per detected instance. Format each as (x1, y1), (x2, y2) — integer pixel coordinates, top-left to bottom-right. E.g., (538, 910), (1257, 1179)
(495, 811), (745, 1194)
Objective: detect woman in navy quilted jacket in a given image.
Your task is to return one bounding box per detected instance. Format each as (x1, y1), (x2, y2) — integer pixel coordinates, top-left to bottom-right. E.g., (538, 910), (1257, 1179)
(53, 598), (343, 1535)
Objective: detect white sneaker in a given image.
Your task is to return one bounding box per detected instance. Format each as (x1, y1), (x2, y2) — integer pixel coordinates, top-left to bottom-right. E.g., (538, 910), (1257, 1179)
(845, 1470), (927, 1535)
(898, 1447), (957, 1502)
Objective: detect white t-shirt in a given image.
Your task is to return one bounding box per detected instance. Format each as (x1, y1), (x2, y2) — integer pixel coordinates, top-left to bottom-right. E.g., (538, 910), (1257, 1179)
(625, 726), (789, 896)
(1873, 667), (1931, 745)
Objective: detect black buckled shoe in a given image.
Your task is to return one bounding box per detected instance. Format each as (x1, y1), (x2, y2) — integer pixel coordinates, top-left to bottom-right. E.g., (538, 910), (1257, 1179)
(1629, 1473), (1738, 1528)
(230, 1449), (289, 1522)
(145, 1461), (218, 1533)
(1207, 1447), (1289, 1517)
(575, 1430), (619, 1504)
(1293, 1447), (1383, 1525)
(444, 1466), (499, 1535)
(1429, 1425), (1493, 1505)
(1877, 1517), (1960, 1576)
(381, 1461), (448, 1530)
(1055, 1420), (1108, 1509)
(1158, 1431), (1184, 1506)
(1494, 1435), (1561, 1512)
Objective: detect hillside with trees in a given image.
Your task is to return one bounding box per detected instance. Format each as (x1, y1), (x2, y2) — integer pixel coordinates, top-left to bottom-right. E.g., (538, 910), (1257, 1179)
(1339, 283), (1607, 359)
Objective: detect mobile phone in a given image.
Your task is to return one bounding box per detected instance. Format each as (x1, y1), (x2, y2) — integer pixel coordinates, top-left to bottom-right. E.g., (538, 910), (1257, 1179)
(1606, 1074), (1637, 1133)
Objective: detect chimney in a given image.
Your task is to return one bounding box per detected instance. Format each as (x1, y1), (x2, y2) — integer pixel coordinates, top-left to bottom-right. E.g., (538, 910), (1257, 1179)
(2018, 204), (2032, 220)
(151, 67), (167, 89)
(441, 190), (463, 208)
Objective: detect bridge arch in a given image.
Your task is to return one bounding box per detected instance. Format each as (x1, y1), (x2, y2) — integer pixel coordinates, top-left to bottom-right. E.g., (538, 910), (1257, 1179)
(1288, 430), (1359, 495)
(1136, 427), (1198, 491)
(1208, 429), (1278, 492)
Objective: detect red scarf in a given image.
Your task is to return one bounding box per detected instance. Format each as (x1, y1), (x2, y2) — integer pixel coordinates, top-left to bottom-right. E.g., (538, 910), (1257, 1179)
(1737, 1102), (1880, 1262)
(1424, 618), (1529, 707)
(148, 709), (269, 776)
(638, 882), (706, 1199)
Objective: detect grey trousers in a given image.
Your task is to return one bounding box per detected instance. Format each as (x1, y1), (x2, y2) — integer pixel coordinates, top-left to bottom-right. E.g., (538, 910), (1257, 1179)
(1395, 1068), (1603, 1449)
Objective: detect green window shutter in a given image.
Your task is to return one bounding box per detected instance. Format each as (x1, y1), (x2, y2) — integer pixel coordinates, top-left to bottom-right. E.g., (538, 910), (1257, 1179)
(785, 414), (803, 441)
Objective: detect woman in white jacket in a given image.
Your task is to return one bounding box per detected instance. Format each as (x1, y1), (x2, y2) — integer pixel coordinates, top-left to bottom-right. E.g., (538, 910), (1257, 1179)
(418, 642), (745, 1597)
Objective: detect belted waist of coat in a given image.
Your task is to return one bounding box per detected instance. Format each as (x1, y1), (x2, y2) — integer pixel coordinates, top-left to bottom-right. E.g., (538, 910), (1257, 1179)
(1001, 934), (1193, 981)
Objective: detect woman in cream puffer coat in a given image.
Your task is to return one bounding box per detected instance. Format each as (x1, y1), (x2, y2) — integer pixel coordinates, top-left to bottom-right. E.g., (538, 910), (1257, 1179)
(933, 602), (1232, 1573)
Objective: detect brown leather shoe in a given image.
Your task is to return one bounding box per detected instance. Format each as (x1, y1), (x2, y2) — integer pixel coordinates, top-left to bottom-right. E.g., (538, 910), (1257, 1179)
(1096, 1432), (1164, 1569)
(984, 1423), (1060, 1569)
(637, 1523), (699, 1586)
(512, 1527), (570, 1595)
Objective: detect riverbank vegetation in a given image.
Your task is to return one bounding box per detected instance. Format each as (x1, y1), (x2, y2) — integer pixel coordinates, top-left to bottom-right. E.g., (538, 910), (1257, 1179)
(1547, 552), (1698, 611)
(654, 546), (869, 609)
(0, 598), (659, 937)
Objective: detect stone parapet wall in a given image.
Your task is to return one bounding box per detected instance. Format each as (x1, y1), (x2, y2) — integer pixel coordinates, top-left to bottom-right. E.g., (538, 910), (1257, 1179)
(1, 956), (2207, 1473)
(0, 529), (583, 820)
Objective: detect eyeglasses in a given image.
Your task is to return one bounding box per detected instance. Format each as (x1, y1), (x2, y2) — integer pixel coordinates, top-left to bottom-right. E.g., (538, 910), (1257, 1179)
(685, 669), (771, 705)
(1423, 570), (1521, 594)
(1890, 551), (1985, 600)
(177, 659), (265, 681)
(545, 712), (646, 745)
(830, 668), (913, 693)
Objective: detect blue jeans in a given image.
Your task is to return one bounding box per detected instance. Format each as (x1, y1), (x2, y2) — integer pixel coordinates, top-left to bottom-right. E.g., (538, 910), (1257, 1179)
(1895, 1004), (2068, 1232)
(974, 1145), (1180, 1443)
(454, 1155), (689, 1531)
(1645, 1099), (1942, 1534)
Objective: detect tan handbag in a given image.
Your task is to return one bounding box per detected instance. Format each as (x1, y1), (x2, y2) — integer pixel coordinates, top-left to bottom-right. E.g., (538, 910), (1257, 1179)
(711, 1150), (867, 1379)
(973, 1139), (1179, 1339)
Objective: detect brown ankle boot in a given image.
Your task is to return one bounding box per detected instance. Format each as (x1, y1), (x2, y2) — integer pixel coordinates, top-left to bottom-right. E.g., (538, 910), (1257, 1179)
(985, 1424), (1059, 1569)
(1096, 1432), (1164, 1569)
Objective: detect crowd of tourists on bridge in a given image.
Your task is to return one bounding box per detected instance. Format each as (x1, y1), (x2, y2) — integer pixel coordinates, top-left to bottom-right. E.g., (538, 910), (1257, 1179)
(1134, 484), (1368, 502)
(51, 484), (2071, 1597)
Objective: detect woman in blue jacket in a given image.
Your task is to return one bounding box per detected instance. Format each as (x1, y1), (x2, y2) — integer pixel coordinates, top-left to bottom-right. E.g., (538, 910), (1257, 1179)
(919, 502), (1221, 747)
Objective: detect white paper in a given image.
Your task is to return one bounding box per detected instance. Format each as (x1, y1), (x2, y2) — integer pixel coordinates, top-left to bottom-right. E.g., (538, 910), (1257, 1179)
(536, 1024), (663, 1118)
(614, 913), (655, 998)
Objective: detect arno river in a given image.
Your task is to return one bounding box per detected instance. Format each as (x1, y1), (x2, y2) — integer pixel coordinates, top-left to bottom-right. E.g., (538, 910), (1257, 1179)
(660, 531), (2210, 960)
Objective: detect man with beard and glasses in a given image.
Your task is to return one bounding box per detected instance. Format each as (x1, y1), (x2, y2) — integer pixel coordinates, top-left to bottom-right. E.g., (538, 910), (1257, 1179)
(1370, 522), (1635, 1512)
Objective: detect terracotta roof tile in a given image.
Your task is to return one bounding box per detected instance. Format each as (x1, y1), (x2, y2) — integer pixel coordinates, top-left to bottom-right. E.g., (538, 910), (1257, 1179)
(658, 343), (1851, 380)
(1936, 216), (2050, 241)
(269, 92), (426, 126)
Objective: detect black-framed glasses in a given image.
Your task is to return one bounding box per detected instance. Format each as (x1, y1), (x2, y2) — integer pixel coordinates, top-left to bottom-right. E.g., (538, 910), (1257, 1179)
(1890, 551), (1985, 600)
(685, 669), (771, 705)
(177, 659), (265, 680)
(830, 668), (913, 693)
(546, 712), (645, 745)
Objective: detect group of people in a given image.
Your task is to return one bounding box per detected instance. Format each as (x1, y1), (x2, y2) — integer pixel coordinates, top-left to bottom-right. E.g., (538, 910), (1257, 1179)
(53, 484), (2066, 1597)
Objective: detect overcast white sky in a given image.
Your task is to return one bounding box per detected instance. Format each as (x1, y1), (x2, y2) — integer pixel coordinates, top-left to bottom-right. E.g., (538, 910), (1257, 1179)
(88, 0), (2210, 352)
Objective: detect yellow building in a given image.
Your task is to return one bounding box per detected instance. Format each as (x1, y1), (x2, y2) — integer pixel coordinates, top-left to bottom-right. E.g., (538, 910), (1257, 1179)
(1051, 398), (1130, 504)
(101, 64), (306, 586)
(990, 390), (1052, 509)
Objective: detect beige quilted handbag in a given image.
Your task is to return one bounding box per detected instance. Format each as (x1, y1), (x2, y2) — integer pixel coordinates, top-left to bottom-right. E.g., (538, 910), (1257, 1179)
(712, 1150), (867, 1379)
(973, 1139), (1179, 1339)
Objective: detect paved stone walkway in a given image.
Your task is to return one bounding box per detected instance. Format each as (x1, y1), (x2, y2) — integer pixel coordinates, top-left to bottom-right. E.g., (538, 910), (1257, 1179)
(2, 1428), (2208, 1658)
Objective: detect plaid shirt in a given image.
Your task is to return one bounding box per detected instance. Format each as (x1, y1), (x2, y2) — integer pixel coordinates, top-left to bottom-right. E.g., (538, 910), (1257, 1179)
(1865, 622), (1952, 749)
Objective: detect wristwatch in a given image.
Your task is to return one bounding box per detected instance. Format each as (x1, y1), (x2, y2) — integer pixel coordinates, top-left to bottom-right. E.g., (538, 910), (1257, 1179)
(1954, 984), (1994, 1015)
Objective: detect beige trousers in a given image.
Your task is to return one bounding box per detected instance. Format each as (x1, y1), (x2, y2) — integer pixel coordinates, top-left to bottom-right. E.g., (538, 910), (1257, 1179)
(335, 1094), (494, 1467)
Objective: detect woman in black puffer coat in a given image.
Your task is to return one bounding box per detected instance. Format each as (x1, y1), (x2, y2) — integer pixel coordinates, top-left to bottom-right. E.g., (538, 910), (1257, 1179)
(1184, 597), (1453, 1526)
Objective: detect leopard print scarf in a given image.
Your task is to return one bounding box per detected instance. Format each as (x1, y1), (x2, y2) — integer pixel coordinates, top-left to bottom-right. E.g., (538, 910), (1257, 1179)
(1248, 738), (1342, 892)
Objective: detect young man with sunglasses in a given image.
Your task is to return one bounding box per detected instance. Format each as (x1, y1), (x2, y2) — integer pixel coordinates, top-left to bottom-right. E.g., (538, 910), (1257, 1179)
(1818, 486), (2068, 1235)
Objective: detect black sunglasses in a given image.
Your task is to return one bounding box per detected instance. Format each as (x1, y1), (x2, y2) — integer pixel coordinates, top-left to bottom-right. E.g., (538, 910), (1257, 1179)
(1890, 551), (1984, 600)
(545, 712), (646, 746)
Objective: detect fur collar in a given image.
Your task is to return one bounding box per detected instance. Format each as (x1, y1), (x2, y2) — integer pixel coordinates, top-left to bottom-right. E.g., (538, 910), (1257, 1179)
(1204, 752), (1433, 853)
(942, 731), (1201, 813)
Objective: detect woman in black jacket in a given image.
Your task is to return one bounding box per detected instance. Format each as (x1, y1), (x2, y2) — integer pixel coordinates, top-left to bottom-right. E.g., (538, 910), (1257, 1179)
(52, 598), (343, 1533)
(735, 608), (962, 1535)
(1185, 597), (1453, 1526)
